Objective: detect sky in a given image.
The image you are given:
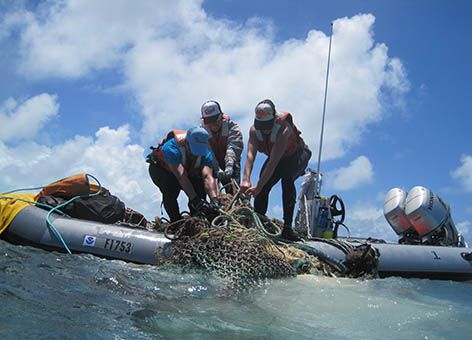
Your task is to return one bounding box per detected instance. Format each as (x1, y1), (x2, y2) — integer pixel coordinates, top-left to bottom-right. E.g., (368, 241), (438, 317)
(0, 0), (471, 242)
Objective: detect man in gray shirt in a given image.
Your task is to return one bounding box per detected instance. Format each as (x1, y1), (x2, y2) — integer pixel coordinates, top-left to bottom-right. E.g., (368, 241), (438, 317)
(200, 100), (243, 193)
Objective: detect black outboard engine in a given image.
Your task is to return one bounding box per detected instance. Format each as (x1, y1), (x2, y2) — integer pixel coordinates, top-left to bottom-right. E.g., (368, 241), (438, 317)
(384, 186), (466, 247)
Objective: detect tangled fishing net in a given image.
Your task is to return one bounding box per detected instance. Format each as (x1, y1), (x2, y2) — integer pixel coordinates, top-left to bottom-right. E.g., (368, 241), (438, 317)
(153, 190), (317, 291)
(154, 183), (377, 292)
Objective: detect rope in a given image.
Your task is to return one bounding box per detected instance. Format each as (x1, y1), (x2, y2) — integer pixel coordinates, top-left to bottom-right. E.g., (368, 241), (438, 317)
(1, 174), (103, 254)
(0, 195), (73, 253)
(291, 242), (346, 274)
(149, 178), (377, 282)
(0, 196), (70, 217)
(1, 186), (45, 195)
(44, 174), (103, 254)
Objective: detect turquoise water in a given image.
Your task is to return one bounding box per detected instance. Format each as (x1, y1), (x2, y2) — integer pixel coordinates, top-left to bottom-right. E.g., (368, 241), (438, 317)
(1, 240), (471, 339)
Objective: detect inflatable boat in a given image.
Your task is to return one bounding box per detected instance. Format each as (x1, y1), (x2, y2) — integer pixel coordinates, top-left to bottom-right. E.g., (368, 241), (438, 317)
(294, 173), (472, 281)
(2, 205), (170, 265)
(2, 205), (471, 281)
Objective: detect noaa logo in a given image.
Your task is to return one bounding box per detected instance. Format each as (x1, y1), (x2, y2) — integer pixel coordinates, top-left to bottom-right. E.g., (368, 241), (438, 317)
(83, 235), (96, 247)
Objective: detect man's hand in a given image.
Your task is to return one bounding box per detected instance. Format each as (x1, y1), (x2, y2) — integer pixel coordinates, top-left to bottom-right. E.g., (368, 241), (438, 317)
(224, 164), (234, 178)
(189, 197), (208, 213)
(217, 169), (230, 183)
(240, 179), (251, 194)
(189, 197), (219, 220)
(245, 184), (261, 197)
(210, 196), (221, 210)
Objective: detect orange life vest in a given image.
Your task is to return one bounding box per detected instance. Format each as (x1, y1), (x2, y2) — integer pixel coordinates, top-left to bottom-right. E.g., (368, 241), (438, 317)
(255, 112), (302, 158)
(203, 115), (230, 169)
(152, 130), (203, 175)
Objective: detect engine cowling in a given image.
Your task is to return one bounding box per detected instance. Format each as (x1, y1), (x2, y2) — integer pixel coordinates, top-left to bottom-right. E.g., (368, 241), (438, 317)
(384, 186), (465, 246)
(404, 186), (447, 237)
(383, 188), (415, 236)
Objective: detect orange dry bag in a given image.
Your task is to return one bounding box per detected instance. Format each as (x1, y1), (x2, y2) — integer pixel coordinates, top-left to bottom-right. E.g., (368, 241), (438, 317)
(34, 173), (99, 201)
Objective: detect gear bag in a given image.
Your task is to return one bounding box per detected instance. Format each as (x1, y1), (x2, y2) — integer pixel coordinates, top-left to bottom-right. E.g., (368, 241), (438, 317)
(37, 188), (125, 224)
(34, 173), (99, 201)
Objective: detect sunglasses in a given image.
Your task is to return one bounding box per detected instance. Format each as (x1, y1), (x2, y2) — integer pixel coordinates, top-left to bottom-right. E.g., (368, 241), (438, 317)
(203, 115), (221, 125)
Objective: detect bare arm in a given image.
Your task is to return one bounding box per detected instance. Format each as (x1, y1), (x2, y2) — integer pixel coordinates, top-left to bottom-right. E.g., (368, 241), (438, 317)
(202, 165), (218, 198)
(168, 163), (197, 200)
(241, 127), (258, 191)
(246, 124), (291, 196)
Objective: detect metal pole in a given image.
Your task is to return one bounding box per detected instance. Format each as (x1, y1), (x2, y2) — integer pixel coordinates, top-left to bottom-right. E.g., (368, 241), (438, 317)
(315, 22), (333, 196)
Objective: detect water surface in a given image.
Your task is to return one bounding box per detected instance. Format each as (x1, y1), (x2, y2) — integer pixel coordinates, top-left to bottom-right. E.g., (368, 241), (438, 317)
(1, 240), (470, 339)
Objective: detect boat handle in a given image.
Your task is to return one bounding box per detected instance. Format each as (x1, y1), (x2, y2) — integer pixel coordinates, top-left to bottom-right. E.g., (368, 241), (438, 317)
(460, 252), (472, 261)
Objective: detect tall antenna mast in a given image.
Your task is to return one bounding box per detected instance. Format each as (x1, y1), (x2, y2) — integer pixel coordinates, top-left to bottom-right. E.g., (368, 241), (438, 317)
(315, 22), (333, 196)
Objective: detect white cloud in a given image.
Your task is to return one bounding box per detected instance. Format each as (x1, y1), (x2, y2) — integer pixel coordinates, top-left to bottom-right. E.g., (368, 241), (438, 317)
(13, 1), (184, 78)
(125, 12), (410, 154)
(326, 156), (373, 191)
(0, 125), (161, 220)
(0, 2), (410, 222)
(456, 220), (471, 240)
(271, 204), (283, 220)
(346, 202), (395, 241)
(5, 2), (408, 161)
(451, 155), (472, 192)
(0, 94), (59, 142)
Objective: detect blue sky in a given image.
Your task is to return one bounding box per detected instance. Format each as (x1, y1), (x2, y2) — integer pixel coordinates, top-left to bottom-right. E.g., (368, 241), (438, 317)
(0, 0), (471, 241)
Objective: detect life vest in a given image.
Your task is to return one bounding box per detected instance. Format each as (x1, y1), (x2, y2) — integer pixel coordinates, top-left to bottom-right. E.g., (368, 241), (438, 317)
(151, 130), (203, 175)
(203, 115), (230, 168)
(255, 112), (302, 158)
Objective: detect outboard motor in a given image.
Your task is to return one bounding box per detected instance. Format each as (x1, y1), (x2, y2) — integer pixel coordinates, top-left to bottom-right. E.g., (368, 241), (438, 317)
(383, 188), (420, 244)
(384, 186), (466, 247)
(405, 186), (465, 246)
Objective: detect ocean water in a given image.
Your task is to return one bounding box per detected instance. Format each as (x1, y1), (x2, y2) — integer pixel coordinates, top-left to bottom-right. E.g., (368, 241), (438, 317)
(1, 239), (471, 340)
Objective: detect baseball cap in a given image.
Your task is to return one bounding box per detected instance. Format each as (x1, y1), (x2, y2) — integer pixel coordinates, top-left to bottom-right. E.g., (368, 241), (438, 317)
(254, 100), (276, 130)
(201, 101), (222, 124)
(186, 126), (210, 156)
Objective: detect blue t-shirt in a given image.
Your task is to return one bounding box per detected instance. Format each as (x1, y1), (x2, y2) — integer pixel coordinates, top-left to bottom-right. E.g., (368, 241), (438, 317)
(161, 138), (213, 167)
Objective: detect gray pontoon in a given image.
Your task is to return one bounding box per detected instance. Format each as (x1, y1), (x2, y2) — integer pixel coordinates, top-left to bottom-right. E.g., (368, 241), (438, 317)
(3, 202), (472, 281)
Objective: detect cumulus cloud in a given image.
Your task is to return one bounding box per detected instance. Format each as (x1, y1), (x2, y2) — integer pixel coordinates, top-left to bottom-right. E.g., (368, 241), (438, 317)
(13, 1), (183, 78)
(327, 156), (373, 191)
(456, 220), (470, 239)
(346, 202), (395, 240)
(0, 94), (59, 142)
(4, 1), (408, 160)
(0, 125), (161, 219)
(0, 1), (410, 221)
(271, 204), (283, 220)
(125, 12), (410, 155)
(451, 155), (472, 192)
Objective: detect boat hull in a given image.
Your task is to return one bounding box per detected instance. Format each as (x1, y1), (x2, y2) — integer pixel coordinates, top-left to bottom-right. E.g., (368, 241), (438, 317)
(3, 206), (472, 280)
(3, 206), (170, 265)
(305, 238), (472, 281)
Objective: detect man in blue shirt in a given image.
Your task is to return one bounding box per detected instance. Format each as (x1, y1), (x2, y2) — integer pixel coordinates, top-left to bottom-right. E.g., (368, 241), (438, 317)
(148, 127), (219, 222)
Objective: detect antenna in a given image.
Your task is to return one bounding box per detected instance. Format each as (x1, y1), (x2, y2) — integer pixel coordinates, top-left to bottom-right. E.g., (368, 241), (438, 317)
(315, 22), (334, 196)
